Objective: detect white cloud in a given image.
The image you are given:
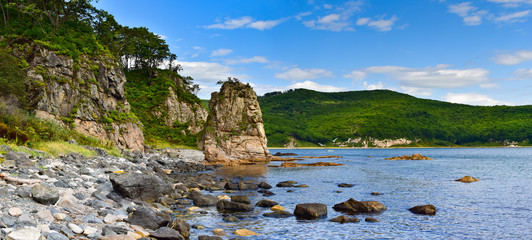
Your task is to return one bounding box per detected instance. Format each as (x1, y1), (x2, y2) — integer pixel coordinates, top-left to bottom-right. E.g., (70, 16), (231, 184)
(193, 46), (203, 50)
(487, 0), (532, 8)
(275, 68), (334, 81)
(323, 4), (333, 9)
(494, 50), (532, 65)
(480, 83), (499, 89)
(513, 68), (532, 79)
(288, 81), (347, 92)
(495, 10), (531, 23)
(363, 81), (384, 90)
(400, 86), (433, 96)
(177, 61), (236, 84)
(448, 2), (488, 25)
(295, 11), (312, 21)
(343, 70), (367, 80)
(367, 16), (398, 31)
(356, 17), (370, 25)
(210, 48), (233, 57)
(225, 56), (269, 65)
(205, 16), (285, 30)
(349, 64), (489, 88)
(302, 1), (362, 31)
(443, 92), (506, 106)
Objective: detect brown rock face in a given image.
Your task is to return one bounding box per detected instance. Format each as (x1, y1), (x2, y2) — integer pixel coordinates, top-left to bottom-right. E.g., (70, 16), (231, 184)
(385, 154), (432, 160)
(199, 81), (270, 164)
(11, 39), (144, 151)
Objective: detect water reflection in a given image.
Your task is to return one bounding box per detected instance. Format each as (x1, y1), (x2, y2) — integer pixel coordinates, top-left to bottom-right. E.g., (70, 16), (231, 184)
(215, 163), (269, 178)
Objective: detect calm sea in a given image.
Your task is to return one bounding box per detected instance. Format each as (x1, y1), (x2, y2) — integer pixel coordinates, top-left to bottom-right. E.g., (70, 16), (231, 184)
(188, 148), (532, 240)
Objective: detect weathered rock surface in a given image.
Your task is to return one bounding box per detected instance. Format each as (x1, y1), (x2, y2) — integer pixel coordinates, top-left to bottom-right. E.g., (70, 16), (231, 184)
(329, 215), (361, 223)
(128, 208), (169, 230)
(216, 200), (254, 212)
(31, 184), (59, 205)
(276, 180), (297, 187)
(150, 227), (185, 240)
(155, 86), (208, 135)
(409, 205), (437, 215)
(385, 154), (432, 160)
(455, 176), (479, 183)
(263, 210), (294, 218)
(199, 80), (271, 164)
(333, 198), (387, 214)
(109, 173), (171, 202)
(9, 39), (144, 151)
(256, 199), (278, 208)
(294, 203), (327, 219)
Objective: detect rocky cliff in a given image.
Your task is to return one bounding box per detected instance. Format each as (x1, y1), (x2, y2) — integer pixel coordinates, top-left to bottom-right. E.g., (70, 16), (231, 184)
(199, 81), (270, 164)
(9, 38), (144, 151)
(156, 86), (207, 135)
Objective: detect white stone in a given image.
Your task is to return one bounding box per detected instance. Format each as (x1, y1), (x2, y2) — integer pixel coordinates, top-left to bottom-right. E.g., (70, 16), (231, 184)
(217, 195), (230, 200)
(53, 213), (67, 221)
(36, 209), (54, 222)
(36, 224), (51, 233)
(8, 207), (23, 217)
(82, 226), (98, 235)
(68, 223), (83, 234)
(6, 227), (41, 240)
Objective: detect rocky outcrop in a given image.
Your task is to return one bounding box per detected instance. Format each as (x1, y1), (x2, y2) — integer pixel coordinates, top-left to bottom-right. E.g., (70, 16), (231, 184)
(199, 81), (270, 164)
(9, 38), (144, 151)
(153, 86), (208, 135)
(409, 205), (437, 215)
(455, 176), (479, 183)
(333, 198), (387, 214)
(294, 203), (328, 220)
(385, 154), (432, 160)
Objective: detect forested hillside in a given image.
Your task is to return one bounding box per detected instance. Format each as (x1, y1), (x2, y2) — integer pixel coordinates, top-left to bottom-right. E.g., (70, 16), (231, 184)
(259, 89), (532, 147)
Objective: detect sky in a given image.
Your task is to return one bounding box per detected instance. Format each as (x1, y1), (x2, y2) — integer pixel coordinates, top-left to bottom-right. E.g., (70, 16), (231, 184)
(94, 0), (532, 106)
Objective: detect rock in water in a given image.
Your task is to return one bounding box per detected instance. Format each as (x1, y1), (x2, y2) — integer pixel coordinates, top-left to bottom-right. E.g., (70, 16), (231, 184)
(332, 198), (386, 214)
(128, 208), (169, 230)
(216, 200), (254, 212)
(150, 227), (185, 240)
(31, 184), (59, 205)
(329, 215), (361, 223)
(294, 203), (327, 219)
(409, 205), (437, 215)
(199, 80), (271, 164)
(455, 176), (479, 183)
(109, 173), (171, 202)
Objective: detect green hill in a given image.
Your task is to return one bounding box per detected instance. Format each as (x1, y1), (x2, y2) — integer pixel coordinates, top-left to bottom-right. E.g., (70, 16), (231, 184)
(258, 89), (532, 147)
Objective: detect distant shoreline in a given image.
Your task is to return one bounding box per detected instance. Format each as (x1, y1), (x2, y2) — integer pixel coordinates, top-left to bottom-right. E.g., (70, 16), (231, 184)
(268, 146), (529, 150)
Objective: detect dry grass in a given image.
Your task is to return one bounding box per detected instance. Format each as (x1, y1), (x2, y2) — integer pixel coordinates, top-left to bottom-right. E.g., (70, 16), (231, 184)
(33, 141), (97, 157)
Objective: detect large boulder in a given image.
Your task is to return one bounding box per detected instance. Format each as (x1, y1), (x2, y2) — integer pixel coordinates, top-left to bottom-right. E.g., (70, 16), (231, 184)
(128, 208), (169, 230)
(31, 184), (59, 205)
(230, 195), (250, 204)
(256, 199), (278, 208)
(332, 198), (386, 214)
(167, 219), (190, 239)
(4, 151), (33, 167)
(109, 173), (171, 202)
(455, 176), (479, 183)
(216, 200), (253, 212)
(294, 203), (327, 220)
(409, 205), (437, 215)
(199, 80), (271, 164)
(193, 195), (218, 207)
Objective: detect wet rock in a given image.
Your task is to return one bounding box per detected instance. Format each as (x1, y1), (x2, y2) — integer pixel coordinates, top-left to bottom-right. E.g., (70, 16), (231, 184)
(198, 236), (223, 240)
(230, 195), (250, 204)
(294, 203), (327, 220)
(455, 176), (479, 183)
(262, 191), (275, 196)
(110, 173), (171, 202)
(256, 199), (278, 208)
(276, 181), (297, 187)
(409, 205), (437, 215)
(263, 210), (293, 218)
(365, 217), (380, 222)
(295, 184), (308, 188)
(224, 182), (239, 191)
(271, 205), (286, 211)
(216, 200), (253, 212)
(223, 216), (240, 222)
(333, 198), (386, 214)
(338, 183), (354, 188)
(385, 154), (432, 160)
(151, 227), (184, 240)
(273, 152), (298, 156)
(128, 208), (169, 230)
(167, 219), (190, 239)
(329, 215), (360, 223)
(212, 228), (226, 236)
(31, 184), (60, 205)
(371, 192), (383, 196)
(234, 229), (258, 236)
(258, 182), (272, 189)
(193, 195), (218, 207)
(279, 162), (344, 167)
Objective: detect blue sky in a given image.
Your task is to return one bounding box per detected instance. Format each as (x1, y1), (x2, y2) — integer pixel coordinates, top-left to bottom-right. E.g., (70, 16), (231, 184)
(95, 0), (532, 105)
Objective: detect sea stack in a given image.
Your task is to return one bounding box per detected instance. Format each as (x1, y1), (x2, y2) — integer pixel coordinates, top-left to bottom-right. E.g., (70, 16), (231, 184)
(199, 79), (270, 164)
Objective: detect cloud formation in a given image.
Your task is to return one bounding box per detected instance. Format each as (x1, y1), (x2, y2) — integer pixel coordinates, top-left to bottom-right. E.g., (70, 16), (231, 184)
(443, 92), (506, 106)
(494, 50), (532, 65)
(211, 49), (233, 57)
(448, 2), (488, 25)
(356, 15), (398, 31)
(288, 81), (347, 92)
(275, 68), (334, 81)
(494, 10), (530, 23)
(303, 1), (362, 31)
(205, 16), (285, 30)
(225, 56), (269, 65)
(345, 64), (489, 88)
(513, 68), (532, 79)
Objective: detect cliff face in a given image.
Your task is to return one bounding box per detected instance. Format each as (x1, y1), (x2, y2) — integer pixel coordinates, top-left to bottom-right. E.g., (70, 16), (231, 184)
(12, 39), (144, 151)
(199, 81), (270, 164)
(158, 86), (207, 135)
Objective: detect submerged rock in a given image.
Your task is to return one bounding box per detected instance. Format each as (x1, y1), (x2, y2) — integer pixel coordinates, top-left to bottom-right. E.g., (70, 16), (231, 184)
(256, 199), (278, 208)
(150, 227), (185, 240)
(409, 205), (437, 215)
(294, 203), (327, 219)
(128, 208), (169, 230)
(333, 198), (386, 214)
(455, 176), (479, 183)
(263, 210), (294, 218)
(234, 229), (259, 236)
(385, 154), (432, 160)
(216, 200), (254, 212)
(276, 180), (297, 187)
(279, 162), (345, 167)
(329, 215), (361, 223)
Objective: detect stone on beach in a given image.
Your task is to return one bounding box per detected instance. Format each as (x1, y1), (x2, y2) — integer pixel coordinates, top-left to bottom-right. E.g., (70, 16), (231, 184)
(216, 200), (254, 212)
(333, 198), (387, 214)
(31, 184), (60, 205)
(409, 205), (437, 215)
(109, 173), (171, 202)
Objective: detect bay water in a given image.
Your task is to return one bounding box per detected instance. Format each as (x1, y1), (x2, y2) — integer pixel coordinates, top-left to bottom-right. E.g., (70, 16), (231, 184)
(189, 148), (532, 239)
